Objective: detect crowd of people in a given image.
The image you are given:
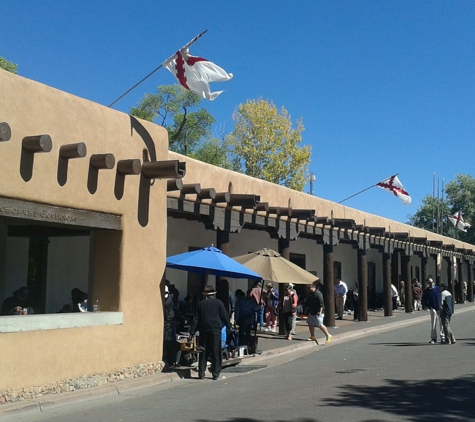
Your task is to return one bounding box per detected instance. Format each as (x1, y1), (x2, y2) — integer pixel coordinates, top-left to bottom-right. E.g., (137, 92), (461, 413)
(161, 278), (336, 379)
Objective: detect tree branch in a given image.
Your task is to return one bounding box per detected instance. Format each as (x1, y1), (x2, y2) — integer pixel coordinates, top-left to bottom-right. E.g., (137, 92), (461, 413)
(171, 107), (188, 142)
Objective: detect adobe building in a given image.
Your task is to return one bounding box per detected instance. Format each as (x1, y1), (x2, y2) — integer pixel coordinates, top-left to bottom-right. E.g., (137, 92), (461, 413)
(1, 68), (474, 402)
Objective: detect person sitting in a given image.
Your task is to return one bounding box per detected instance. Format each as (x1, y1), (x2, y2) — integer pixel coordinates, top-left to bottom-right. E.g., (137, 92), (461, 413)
(77, 292), (88, 312)
(71, 288), (85, 312)
(57, 304), (72, 313)
(1, 287), (34, 316)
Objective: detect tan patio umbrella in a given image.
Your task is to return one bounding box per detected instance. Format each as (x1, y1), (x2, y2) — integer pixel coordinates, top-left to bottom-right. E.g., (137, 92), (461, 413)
(232, 248), (319, 285)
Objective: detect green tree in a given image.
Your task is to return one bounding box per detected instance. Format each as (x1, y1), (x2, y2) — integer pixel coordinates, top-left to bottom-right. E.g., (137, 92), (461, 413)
(0, 56), (18, 74)
(227, 98), (311, 191)
(408, 174), (475, 241)
(189, 136), (234, 169)
(130, 85), (215, 156)
(407, 195), (451, 232)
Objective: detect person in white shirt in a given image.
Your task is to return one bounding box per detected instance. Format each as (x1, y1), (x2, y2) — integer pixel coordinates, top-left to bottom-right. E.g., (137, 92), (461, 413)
(391, 283), (399, 310)
(334, 278), (348, 320)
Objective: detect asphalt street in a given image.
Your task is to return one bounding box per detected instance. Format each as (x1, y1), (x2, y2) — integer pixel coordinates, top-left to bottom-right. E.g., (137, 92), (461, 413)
(3, 308), (475, 422)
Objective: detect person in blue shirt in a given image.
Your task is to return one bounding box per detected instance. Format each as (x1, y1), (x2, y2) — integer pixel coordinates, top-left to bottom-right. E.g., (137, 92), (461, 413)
(422, 276), (444, 344)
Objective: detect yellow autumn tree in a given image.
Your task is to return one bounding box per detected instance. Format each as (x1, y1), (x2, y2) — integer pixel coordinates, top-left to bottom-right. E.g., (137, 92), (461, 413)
(228, 98), (311, 191)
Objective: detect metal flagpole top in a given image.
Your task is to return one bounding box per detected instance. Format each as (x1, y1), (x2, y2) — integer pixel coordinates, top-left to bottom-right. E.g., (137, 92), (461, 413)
(108, 30), (208, 108)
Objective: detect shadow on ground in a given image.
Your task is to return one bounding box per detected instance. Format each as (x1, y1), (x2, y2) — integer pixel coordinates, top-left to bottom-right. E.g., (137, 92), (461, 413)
(369, 338), (475, 347)
(195, 419), (321, 422)
(323, 374), (475, 421)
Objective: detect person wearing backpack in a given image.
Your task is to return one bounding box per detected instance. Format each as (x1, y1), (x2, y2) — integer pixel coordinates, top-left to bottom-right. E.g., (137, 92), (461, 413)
(440, 282), (456, 344)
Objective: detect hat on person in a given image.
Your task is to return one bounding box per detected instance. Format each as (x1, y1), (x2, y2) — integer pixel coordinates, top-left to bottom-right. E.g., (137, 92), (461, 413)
(266, 282), (273, 288)
(202, 285), (217, 296)
(441, 282), (448, 288)
(16, 287), (29, 299)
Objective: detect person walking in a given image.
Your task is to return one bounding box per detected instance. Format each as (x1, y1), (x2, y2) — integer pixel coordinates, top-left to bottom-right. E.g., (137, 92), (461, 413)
(334, 278), (348, 320)
(399, 281), (406, 308)
(264, 282), (279, 332)
(306, 282), (332, 344)
(440, 282), (456, 344)
(412, 280), (423, 311)
(391, 283), (399, 310)
(234, 289), (254, 350)
(190, 285), (231, 380)
(279, 285), (298, 340)
(422, 276), (444, 344)
(250, 281), (266, 330)
(289, 283), (299, 335)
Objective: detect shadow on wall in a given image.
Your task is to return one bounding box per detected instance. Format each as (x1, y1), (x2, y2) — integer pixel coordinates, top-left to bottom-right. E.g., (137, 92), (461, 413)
(130, 115), (157, 228)
(323, 373), (475, 421)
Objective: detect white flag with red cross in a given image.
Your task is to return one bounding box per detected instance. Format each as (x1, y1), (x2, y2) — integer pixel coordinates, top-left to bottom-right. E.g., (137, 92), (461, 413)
(448, 211), (471, 232)
(376, 175), (412, 205)
(163, 48), (233, 101)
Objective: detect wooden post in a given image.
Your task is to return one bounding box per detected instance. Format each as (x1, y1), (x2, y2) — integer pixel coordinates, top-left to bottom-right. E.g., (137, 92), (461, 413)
(278, 238), (290, 335)
(323, 242), (335, 328)
(216, 230), (230, 312)
(466, 259), (474, 303)
(402, 254), (412, 313)
(357, 248), (368, 321)
(22, 135), (52, 153)
(60, 143), (87, 159)
(0, 122), (11, 142)
(383, 252), (392, 317)
(445, 257), (455, 298)
(421, 256), (428, 290)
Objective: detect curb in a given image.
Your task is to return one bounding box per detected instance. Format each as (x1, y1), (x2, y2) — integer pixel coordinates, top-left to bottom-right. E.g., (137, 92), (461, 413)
(1, 306), (473, 418)
(0, 372), (181, 418)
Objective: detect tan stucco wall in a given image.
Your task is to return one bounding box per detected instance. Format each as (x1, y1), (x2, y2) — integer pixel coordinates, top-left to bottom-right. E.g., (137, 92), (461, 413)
(168, 151), (475, 252)
(0, 69), (169, 390)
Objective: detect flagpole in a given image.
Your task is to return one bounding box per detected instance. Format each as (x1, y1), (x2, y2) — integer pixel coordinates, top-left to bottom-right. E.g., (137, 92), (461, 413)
(432, 172), (435, 231)
(338, 173), (398, 204)
(437, 178), (440, 234)
(107, 30), (208, 108)
(441, 178), (445, 236)
(338, 184), (377, 204)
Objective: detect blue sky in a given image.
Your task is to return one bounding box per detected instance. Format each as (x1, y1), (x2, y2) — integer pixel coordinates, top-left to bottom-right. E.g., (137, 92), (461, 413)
(2, 1), (475, 224)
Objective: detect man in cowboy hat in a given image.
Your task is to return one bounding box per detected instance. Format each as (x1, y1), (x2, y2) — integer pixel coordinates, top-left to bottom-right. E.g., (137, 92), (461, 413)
(190, 285), (231, 380)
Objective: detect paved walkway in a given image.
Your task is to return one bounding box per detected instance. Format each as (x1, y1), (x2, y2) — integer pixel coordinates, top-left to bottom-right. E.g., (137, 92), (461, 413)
(1, 303), (474, 418)
(255, 306), (431, 352)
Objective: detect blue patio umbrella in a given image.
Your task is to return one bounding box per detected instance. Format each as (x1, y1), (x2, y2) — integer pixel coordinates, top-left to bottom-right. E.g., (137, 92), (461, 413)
(166, 246), (262, 280)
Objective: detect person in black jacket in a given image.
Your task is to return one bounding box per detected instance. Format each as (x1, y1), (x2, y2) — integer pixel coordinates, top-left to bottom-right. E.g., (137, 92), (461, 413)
(440, 283), (456, 344)
(163, 285), (177, 369)
(190, 285), (231, 380)
(305, 282), (332, 344)
(422, 276), (444, 344)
